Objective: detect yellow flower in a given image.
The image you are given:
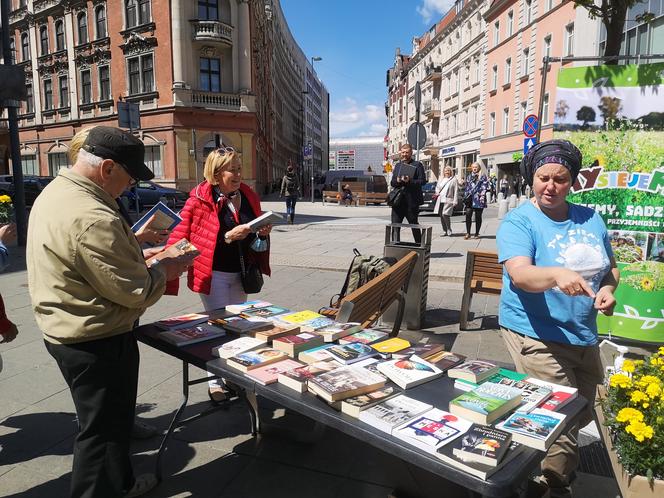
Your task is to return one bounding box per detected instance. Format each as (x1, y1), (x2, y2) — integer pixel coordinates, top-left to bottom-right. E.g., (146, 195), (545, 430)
(609, 373), (632, 389)
(658, 346), (664, 355)
(646, 383), (662, 400)
(625, 420), (654, 442)
(616, 407), (644, 423)
(637, 375), (660, 388)
(0, 194), (11, 203)
(640, 277), (655, 291)
(594, 155), (606, 166)
(630, 390), (649, 405)
(621, 360), (635, 373)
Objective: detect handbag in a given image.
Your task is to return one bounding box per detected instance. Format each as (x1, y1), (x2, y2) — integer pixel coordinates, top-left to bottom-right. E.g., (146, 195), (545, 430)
(238, 247), (264, 294)
(463, 194), (473, 208)
(387, 187), (405, 208)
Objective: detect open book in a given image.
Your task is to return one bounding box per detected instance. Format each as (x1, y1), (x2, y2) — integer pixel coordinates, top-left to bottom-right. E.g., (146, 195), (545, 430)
(247, 211), (284, 232)
(149, 238), (199, 266)
(131, 201), (182, 232)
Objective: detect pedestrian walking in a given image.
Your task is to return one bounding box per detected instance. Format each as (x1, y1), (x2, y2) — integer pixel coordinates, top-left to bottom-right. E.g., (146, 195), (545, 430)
(390, 144), (426, 243)
(433, 166), (458, 236)
(461, 162), (489, 239)
(281, 165), (299, 224)
(499, 176), (508, 197)
(26, 126), (188, 498)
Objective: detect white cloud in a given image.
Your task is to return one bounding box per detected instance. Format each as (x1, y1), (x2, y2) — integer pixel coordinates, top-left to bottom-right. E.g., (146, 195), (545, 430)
(416, 0), (452, 24)
(329, 98), (386, 138)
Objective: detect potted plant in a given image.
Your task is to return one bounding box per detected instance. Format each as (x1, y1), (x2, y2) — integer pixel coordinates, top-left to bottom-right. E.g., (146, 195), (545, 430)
(596, 347), (664, 497)
(0, 194), (13, 224)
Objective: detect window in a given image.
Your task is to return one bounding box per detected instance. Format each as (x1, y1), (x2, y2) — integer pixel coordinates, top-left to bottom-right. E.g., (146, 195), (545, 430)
(503, 107), (510, 133)
(99, 66), (111, 100)
(199, 57), (221, 92)
(127, 0), (150, 27)
(494, 21), (500, 45)
(544, 35), (552, 58)
(542, 93), (549, 124)
(39, 26), (49, 56)
(507, 11), (514, 36)
(489, 112), (496, 137)
(22, 155), (38, 176)
(522, 48), (530, 76)
(80, 70), (92, 104)
(524, 0), (532, 25)
(474, 104), (480, 128)
(565, 23), (574, 56)
(9, 37), (15, 64)
(43, 80), (53, 110)
(521, 101), (527, 123)
(127, 54), (154, 94)
(145, 145), (162, 178)
(25, 84), (34, 114)
(198, 0), (218, 20)
(475, 58), (480, 83)
(464, 63), (470, 88)
(55, 20), (65, 51)
(651, 17), (664, 55)
(504, 58), (511, 84)
(59, 75), (69, 108)
(96, 6), (107, 39)
(139, 0), (151, 24)
(21, 33), (29, 61)
(48, 153), (68, 176)
(77, 12), (88, 44)
(491, 65), (498, 90)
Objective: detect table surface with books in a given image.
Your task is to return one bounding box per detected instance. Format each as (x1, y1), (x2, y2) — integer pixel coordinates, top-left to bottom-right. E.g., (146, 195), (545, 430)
(135, 301), (589, 498)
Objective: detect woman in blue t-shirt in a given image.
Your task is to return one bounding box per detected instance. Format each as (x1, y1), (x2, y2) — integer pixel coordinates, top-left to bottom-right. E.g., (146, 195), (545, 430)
(496, 140), (620, 498)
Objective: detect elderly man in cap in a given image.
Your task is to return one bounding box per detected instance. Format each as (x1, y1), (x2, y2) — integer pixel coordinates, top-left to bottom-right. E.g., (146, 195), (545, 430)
(27, 126), (188, 498)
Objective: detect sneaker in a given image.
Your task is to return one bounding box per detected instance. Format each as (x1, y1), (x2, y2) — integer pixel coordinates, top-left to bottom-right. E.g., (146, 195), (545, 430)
(131, 419), (159, 439)
(464, 234), (471, 240)
(125, 473), (158, 497)
(208, 386), (228, 404)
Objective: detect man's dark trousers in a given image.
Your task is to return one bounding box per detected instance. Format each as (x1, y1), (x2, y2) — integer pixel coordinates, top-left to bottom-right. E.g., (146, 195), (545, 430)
(391, 201), (422, 244)
(45, 332), (139, 498)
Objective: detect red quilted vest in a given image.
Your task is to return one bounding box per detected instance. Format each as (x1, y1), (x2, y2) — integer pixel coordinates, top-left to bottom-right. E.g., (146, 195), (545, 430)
(164, 181), (271, 296)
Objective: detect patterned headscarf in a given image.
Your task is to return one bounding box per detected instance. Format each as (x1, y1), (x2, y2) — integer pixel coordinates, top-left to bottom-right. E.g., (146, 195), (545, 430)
(520, 139), (582, 187)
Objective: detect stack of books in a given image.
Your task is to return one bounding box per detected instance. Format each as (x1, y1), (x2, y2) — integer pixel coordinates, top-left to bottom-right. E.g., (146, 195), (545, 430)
(448, 360), (500, 384)
(392, 408), (473, 455)
(277, 360), (339, 393)
(308, 365), (386, 402)
(338, 329), (389, 345)
(449, 382), (522, 424)
(226, 347), (289, 372)
(376, 355), (443, 389)
(359, 395), (432, 434)
(495, 408), (567, 450)
(272, 332), (324, 358)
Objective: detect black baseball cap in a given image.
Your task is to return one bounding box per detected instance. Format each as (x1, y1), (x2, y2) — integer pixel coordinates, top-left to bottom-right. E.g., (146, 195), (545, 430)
(82, 126), (154, 181)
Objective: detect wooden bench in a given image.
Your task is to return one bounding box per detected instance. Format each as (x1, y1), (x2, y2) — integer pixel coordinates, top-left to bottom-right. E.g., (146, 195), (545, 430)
(356, 192), (388, 205)
(321, 251), (418, 337)
(459, 250), (503, 330)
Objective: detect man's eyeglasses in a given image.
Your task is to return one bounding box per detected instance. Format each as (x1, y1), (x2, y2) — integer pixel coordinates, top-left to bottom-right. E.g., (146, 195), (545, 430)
(116, 162), (138, 186)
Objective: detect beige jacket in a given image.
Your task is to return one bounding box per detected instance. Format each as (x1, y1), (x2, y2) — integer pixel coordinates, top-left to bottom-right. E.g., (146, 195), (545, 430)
(27, 169), (166, 344)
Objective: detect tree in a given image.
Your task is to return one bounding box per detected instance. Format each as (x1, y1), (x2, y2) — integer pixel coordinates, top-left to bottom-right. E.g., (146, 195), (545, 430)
(598, 96), (623, 127)
(576, 106), (596, 128)
(573, 0), (654, 63)
(555, 100), (570, 121)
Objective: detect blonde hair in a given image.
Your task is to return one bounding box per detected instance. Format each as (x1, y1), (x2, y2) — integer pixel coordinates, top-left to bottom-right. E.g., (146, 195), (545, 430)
(443, 166), (454, 176)
(69, 127), (93, 164)
(470, 161), (487, 178)
(203, 149), (241, 185)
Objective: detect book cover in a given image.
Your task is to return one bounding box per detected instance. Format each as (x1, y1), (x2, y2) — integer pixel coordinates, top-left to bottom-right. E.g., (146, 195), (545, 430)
(131, 201), (182, 232)
(240, 305), (291, 319)
(212, 336), (266, 359)
(392, 343), (445, 360)
(277, 360), (338, 392)
(278, 310), (325, 325)
(338, 329), (388, 345)
(449, 382), (522, 424)
(151, 238), (200, 265)
(272, 332), (324, 356)
(159, 324), (225, 347)
(247, 211), (284, 232)
(376, 355), (443, 389)
(495, 408), (567, 451)
(316, 322), (362, 342)
(225, 300), (273, 314)
(340, 385), (401, 417)
(155, 312), (209, 330)
(215, 316), (273, 334)
(526, 378), (578, 412)
(437, 440), (526, 480)
(455, 368), (529, 392)
(447, 360), (499, 383)
(452, 424), (512, 466)
(425, 351), (467, 371)
(227, 347), (288, 372)
(393, 408), (473, 454)
(253, 324), (301, 343)
(245, 359), (303, 385)
(308, 365), (386, 402)
(359, 395), (433, 434)
(370, 337), (411, 354)
(326, 342), (380, 365)
(512, 381), (552, 413)
(297, 343), (337, 364)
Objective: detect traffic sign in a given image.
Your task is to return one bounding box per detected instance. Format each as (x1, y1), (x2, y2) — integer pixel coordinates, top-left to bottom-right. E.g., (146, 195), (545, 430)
(414, 81), (422, 110)
(522, 114), (539, 138)
(407, 122), (426, 150)
(524, 137), (537, 154)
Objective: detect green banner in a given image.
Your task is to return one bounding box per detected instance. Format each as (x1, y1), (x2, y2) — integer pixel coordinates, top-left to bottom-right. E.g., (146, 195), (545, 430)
(554, 63), (664, 344)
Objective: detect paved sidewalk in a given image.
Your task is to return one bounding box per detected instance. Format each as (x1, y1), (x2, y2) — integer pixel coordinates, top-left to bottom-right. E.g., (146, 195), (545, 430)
(0, 201), (620, 498)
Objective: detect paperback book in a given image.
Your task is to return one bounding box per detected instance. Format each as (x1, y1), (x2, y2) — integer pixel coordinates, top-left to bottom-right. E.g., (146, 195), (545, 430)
(370, 337), (411, 355)
(495, 408), (567, 451)
(297, 343), (337, 364)
(150, 238), (199, 265)
(376, 355), (443, 389)
(240, 305), (290, 319)
(212, 336), (266, 359)
(526, 378), (578, 412)
(452, 424), (512, 466)
(131, 201), (181, 232)
(393, 408), (473, 455)
(277, 360), (339, 393)
(338, 329), (389, 345)
(454, 368), (528, 392)
(436, 440), (526, 480)
(449, 382), (522, 424)
(340, 384), (401, 417)
(244, 359), (303, 386)
(225, 300), (273, 314)
(272, 332), (324, 357)
(247, 211), (284, 232)
(447, 360), (499, 383)
(226, 347), (289, 372)
(308, 365), (386, 402)
(159, 324), (225, 347)
(155, 312), (209, 330)
(214, 316), (273, 334)
(358, 395), (433, 434)
(426, 351), (467, 372)
(326, 342), (380, 365)
(315, 322), (362, 342)
(253, 324), (301, 343)
(392, 343), (445, 360)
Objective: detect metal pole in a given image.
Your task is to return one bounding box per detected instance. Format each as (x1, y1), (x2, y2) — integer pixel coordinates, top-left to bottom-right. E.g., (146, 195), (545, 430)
(1, 0), (27, 246)
(535, 56), (550, 145)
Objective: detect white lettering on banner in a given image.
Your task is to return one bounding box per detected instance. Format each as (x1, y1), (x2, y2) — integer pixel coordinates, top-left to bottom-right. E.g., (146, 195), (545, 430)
(625, 205), (664, 218)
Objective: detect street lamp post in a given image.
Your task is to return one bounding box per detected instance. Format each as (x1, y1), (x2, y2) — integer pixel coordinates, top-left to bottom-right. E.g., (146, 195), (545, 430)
(310, 56), (322, 203)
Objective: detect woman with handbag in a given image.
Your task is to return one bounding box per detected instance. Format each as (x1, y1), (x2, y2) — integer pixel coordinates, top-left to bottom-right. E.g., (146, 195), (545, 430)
(461, 162), (489, 239)
(433, 166), (459, 236)
(165, 147), (271, 403)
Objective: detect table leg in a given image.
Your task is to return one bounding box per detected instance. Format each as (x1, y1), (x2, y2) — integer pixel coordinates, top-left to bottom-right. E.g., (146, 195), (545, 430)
(241, 389), (259, 436)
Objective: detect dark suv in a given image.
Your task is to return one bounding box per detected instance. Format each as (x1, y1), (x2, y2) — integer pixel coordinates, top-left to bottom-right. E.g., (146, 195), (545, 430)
(120, 181), (189, 211)
(1, 175), (54, 206)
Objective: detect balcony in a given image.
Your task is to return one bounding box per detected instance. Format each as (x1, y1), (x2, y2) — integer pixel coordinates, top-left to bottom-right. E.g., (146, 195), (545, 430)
(422, 64), (442, 82)
(189, 91), (255, 112)
(421, 99), (441, 120)
(191, 20), (233, 45)
(33, 0), (59, 15)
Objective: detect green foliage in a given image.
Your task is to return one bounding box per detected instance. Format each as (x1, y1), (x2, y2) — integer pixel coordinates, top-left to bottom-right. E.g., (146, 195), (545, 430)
(512, 152), (524, 163)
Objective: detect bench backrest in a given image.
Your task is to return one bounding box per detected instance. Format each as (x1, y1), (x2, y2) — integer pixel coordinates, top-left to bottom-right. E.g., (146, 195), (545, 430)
(338, 181), (367, 193)
(336, 251), (418, 328)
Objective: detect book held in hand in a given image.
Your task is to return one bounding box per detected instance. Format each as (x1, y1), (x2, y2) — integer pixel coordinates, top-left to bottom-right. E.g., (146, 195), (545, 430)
(150, 238), (200, 265)
(159, 324), (225, 347)
(244, 359), (303, 386)
(376, 355), (443, 389)
(226, 347), (289, 372)
(449, 382), (522, 424)
(393, 408), (473, 455)
(452, 424), (512, 467)
(212, 336), (266, 359)
(308, 365), (386, 402)
(131, 201), (181, 232)
(247, 211), (284, 232)
(277, 360), (338, 392)
(359, 395), (432, 434)
(495, 408), (567, 451)
(272, 332), (324, 357)
(447, 360), (499, 383)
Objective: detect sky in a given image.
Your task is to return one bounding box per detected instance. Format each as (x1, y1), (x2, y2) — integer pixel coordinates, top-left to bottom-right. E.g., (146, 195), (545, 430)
(280, 0), (454, 139)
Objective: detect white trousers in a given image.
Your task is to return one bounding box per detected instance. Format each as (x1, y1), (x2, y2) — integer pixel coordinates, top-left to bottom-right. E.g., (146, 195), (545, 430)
(200, 271), (247, 388)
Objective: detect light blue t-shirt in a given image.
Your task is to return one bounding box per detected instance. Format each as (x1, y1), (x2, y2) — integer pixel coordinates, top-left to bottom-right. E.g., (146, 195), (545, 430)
(497, 202), (613, 346)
